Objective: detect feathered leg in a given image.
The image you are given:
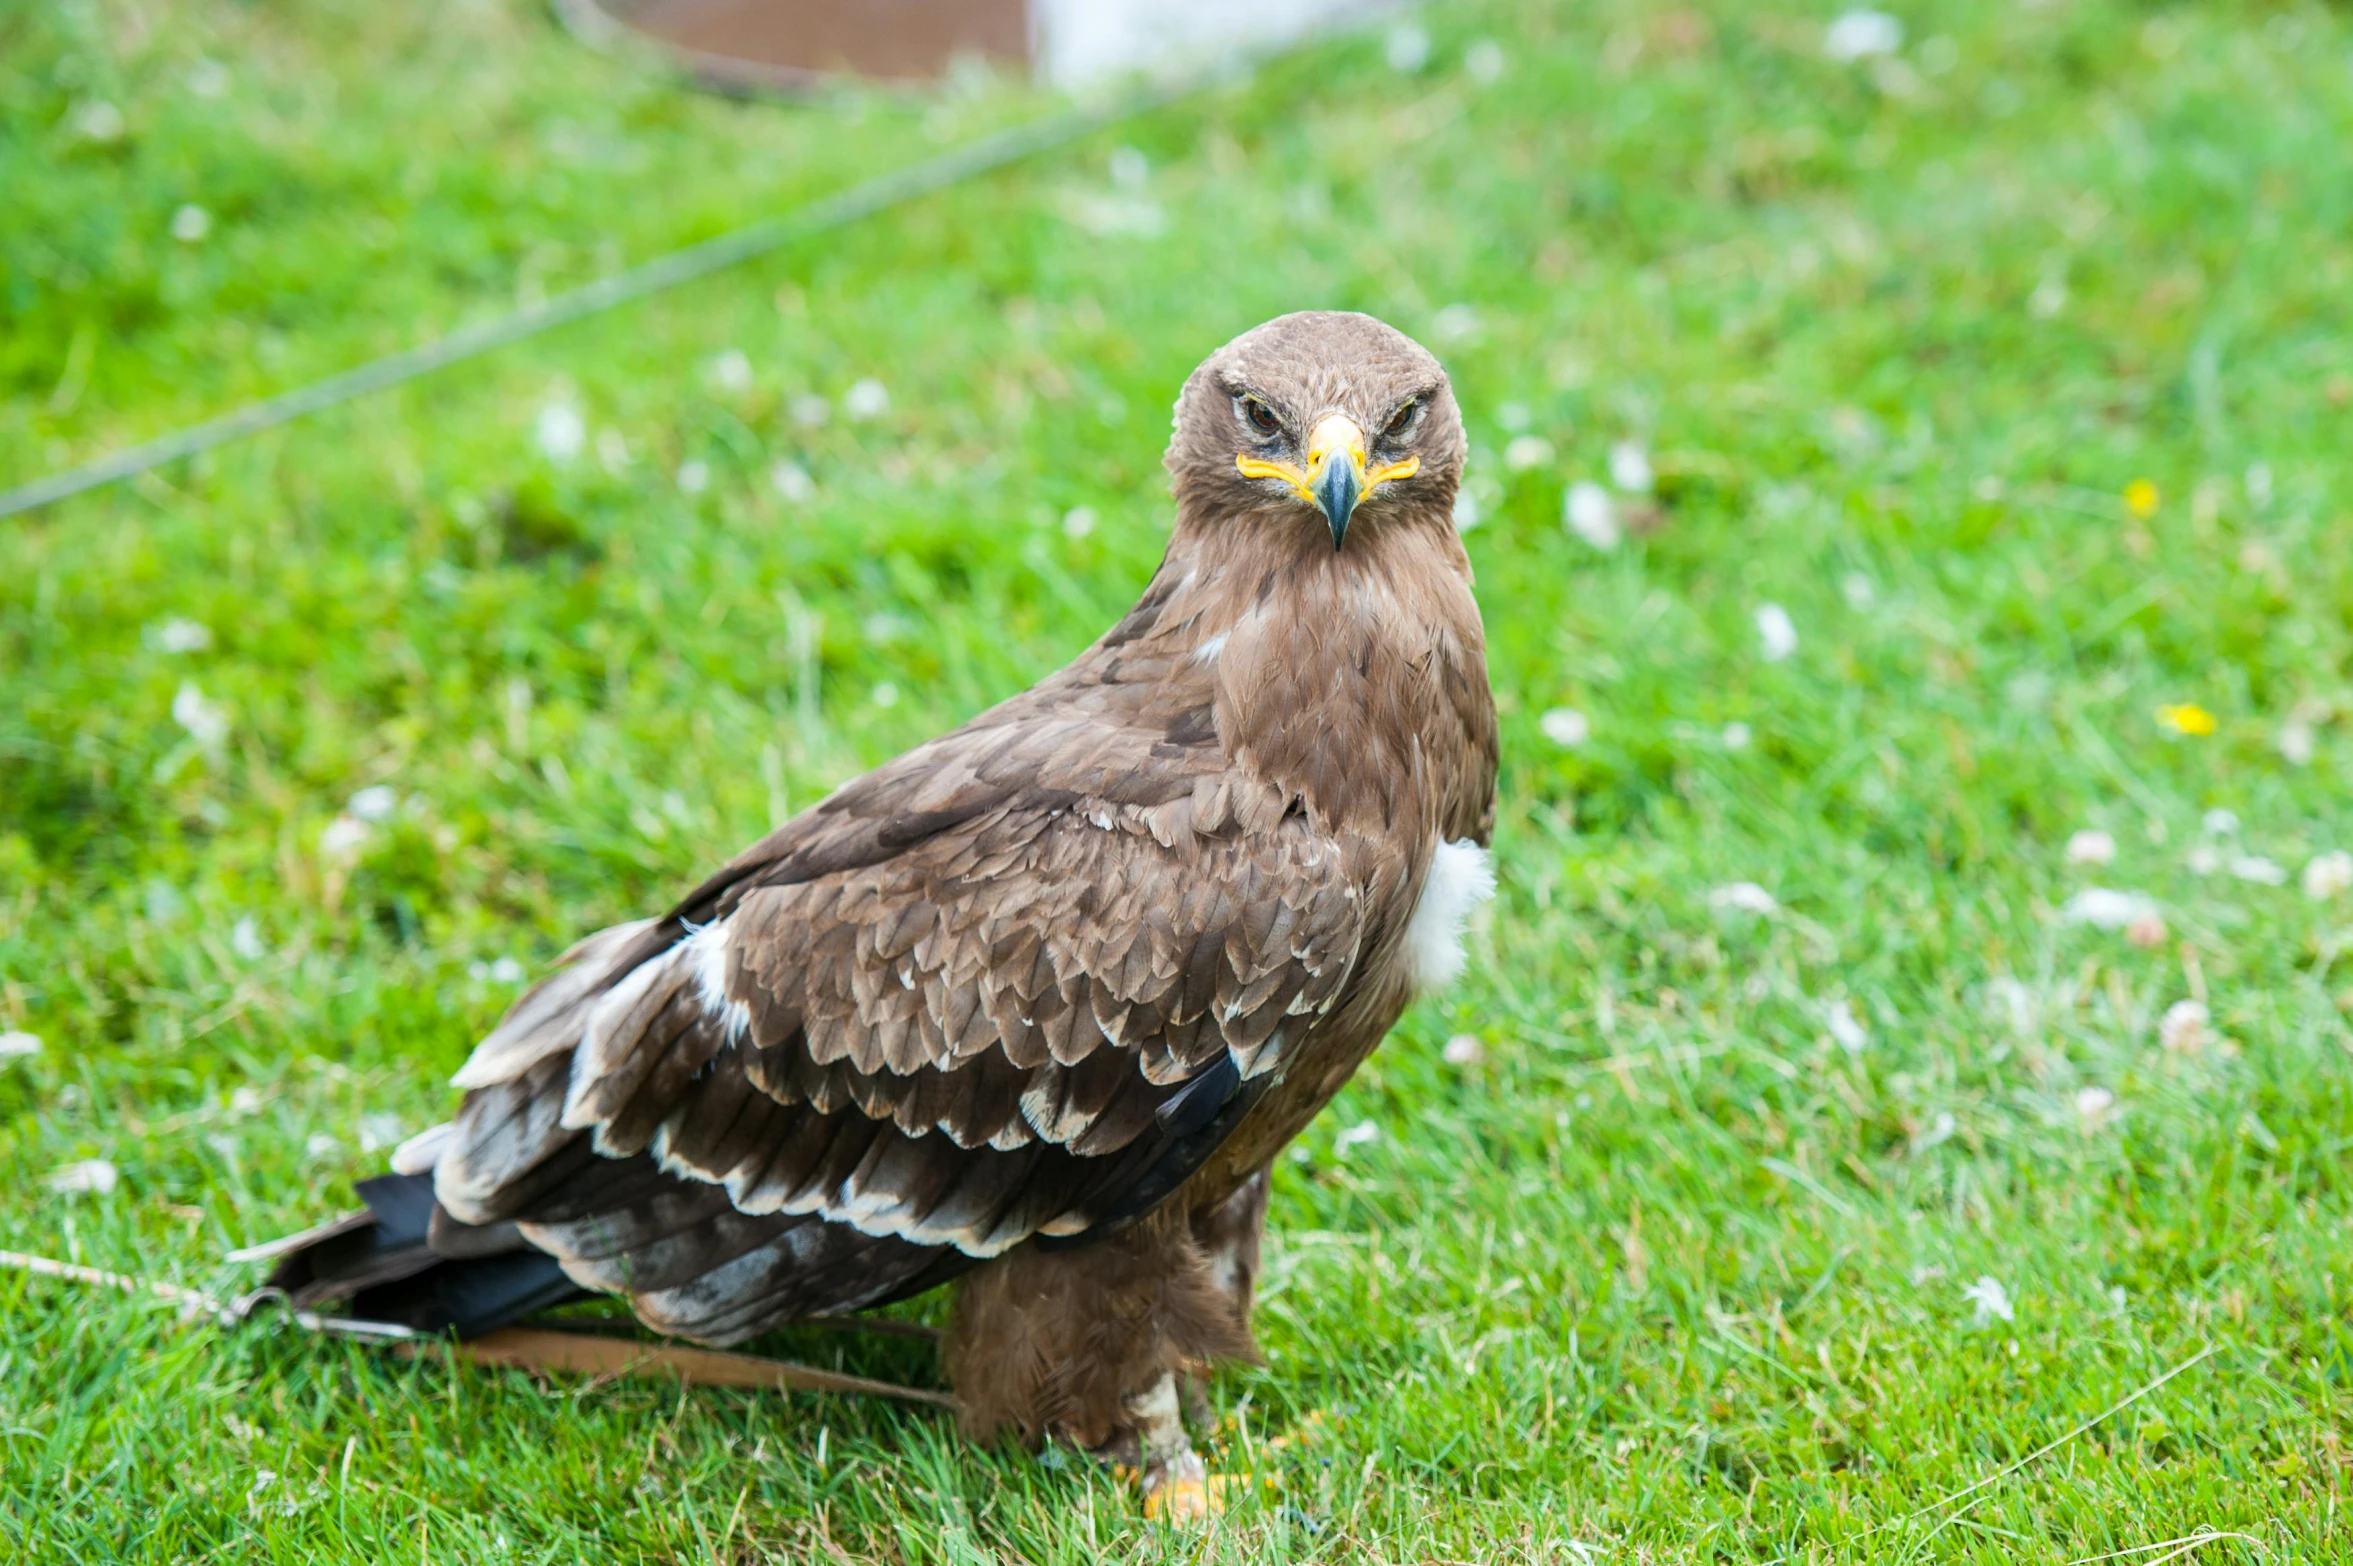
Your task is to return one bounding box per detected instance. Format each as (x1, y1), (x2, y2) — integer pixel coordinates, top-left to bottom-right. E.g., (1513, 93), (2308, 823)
(1180, 1164), (1272, 1430)
(945, 1203), (1256, 1519)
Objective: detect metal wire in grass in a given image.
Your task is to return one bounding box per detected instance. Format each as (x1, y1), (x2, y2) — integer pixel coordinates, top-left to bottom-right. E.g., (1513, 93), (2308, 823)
(0, 53), (1249, 524)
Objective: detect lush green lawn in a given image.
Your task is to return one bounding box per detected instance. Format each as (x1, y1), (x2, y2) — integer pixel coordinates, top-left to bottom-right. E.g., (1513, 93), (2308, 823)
(7, 0), (2353, 1558)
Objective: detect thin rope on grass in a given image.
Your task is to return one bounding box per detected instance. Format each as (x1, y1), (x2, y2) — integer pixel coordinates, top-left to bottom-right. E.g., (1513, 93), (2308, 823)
(2062, 1531), (2270, 1566)
(1857, 1341), (2224, 1544)
(0, 65), (1235, 523)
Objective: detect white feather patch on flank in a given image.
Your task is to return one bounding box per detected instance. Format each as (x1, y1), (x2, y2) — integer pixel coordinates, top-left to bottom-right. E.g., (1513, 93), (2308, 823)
(1405, 838), (1495, 991)
(1192, 631), (1229, 665)
(683, 917), (751, 1041)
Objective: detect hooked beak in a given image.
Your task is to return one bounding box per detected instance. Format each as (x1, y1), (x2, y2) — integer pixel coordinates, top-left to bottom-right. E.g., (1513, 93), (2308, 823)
(1308, 418), (1366, 550)
(1233, 412), (1421, 550)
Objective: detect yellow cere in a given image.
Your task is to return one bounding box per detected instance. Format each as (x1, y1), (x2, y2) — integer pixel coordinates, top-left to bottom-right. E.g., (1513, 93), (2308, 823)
(1235, 408), (1421, 504)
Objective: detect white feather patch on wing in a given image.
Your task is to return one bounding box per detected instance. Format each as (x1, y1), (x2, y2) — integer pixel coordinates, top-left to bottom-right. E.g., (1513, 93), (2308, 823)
(1405, 838), (1495, 991)
(389, 1121), (453, 1175)
(683, 917), (752, 1041)
(449, 918), (658, 1090)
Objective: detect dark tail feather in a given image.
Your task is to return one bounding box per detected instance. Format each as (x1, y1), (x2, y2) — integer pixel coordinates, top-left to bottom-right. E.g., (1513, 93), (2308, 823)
(259, 1171), (586, 1338)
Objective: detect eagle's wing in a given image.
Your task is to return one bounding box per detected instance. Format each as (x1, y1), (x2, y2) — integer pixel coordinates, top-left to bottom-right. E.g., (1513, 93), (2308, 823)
(427, 698), (1375, 1342)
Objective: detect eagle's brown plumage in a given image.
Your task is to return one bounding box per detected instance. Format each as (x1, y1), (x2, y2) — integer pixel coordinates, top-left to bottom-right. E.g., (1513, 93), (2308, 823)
(267, 311), (1498, 1507)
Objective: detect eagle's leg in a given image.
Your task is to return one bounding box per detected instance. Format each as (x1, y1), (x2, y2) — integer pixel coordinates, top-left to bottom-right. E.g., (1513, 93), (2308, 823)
(944, 1204), (1257, 1521)
(1123, 1370), (1215, 1521)
(1181, 1164), (1273, 1430)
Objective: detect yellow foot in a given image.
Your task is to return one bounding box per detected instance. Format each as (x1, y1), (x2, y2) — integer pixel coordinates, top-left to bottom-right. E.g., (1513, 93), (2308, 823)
(1142, 1475), (1229, 1524)
(1141, 1451), (1235, 1524)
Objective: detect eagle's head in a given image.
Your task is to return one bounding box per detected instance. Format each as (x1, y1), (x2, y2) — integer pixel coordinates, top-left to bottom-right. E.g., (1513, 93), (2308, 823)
(1166, 311), (1466, 549)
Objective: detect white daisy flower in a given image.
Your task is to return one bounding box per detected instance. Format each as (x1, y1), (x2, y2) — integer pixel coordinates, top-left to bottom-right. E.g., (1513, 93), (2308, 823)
(843, 378), (890, 420)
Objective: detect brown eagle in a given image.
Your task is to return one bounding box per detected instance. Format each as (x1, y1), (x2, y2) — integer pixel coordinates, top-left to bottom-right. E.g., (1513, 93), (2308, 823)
(263, 310), (1498, 1515)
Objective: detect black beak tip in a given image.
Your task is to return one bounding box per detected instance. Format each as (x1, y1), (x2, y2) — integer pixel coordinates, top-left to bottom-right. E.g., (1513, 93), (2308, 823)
(1314, 465), (1362, 550)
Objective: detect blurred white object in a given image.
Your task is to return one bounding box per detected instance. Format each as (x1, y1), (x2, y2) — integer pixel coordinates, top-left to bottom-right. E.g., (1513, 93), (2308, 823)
(1032, 0), (1380, 89)
(1963, 1275), (2013, 1325)
(1564, 481), (1620, 549)
(2064, 829), (2116, 867)
(1538, 708), (1589, 747)
(534, 402), (586, 461)
(1709, 882), (1780, 917)
(1755, 603), (1798, 662)
(2159, 999), (2208, 1053)
(49, 1159), (119, 1197)
(1383, 23), (1430, 73)
(0, 1031), (41, 1059)
(1824, 9), (1902, 62)
(1607, 441), (1653, 493)
(1825, 998), (1868, 1054)
(2061, 888), (2155, 929)
(2303, 851), (2353, 900)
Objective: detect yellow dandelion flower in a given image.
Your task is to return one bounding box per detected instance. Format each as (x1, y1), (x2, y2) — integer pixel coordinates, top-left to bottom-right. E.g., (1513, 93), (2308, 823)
(2124, 479), (2160, 519)
(2157, 703), (2217, 736)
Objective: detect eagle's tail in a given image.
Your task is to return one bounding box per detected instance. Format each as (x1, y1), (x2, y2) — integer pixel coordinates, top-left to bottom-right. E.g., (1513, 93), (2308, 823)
(241, 1162), (585, 1338)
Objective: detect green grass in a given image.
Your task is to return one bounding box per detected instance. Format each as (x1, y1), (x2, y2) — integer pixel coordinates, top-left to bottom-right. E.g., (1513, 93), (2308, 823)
(5, 0), (2353, 1558)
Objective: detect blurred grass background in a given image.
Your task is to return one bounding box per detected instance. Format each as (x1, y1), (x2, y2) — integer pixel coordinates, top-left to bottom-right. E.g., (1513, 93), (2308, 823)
(4, 0), (2353, 1559)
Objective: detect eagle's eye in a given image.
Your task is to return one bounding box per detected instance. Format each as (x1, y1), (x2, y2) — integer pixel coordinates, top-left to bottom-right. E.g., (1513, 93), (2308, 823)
(1382, 399), (1420, 441)
(1239, 396), (1282, 438)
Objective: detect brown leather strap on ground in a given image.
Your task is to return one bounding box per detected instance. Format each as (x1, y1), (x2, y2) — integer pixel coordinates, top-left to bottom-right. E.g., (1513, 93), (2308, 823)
(0, 1248), (953, 1408)
(429, 1327), (954, 1406)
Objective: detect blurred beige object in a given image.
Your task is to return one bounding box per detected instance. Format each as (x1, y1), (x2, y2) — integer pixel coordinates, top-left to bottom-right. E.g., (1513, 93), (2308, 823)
(560, 0), (1385, 92)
